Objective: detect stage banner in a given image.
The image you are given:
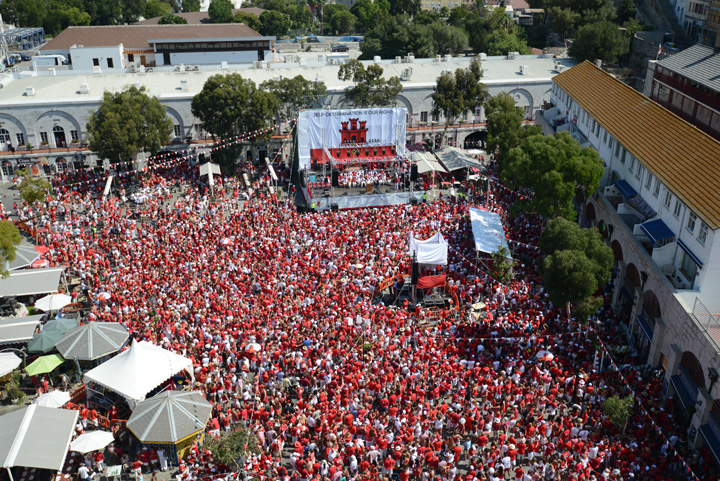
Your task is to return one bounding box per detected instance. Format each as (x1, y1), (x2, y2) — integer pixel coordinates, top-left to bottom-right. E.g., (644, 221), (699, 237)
(297, 107), (407, 170)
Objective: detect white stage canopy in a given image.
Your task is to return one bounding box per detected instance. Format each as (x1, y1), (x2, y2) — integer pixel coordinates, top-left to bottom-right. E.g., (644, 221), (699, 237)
(469, 207), (510, 255)
(0, 267), (64, 297)
(409, 232), (448, 265)
(84, 340), (194, 409)
(414, 152), (447, 174)
(0, 404), (78, 471)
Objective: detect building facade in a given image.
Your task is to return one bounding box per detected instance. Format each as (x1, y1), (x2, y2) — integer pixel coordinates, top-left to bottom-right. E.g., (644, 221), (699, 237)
(538, 61), (720, 461)
(670, 0), (720, 46)
(0, 53), (574, 173)
(644, 44), (720, 141)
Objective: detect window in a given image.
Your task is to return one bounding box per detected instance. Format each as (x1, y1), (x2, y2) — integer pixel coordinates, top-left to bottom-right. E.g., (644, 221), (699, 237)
(107, 58), (114, 68)
(699, 222), (708, 244)
(174, 125), (182, 138)
(680, 250), (698, 281)
(664, 190), (672, 208)
(614, 141), (621, 158)
(629, 156), (636, 173)
(420, 112), (428, 122)
(194, 124), (202, 132)
(609, 136), (614, 149)
(620, 148), (627, 164)
(128, 54), (134, 62)
(604, 131), (608, 144)
(431, 112), (439, 122)
(16, 133), (24, 145)
(0, 129), (9, 143)
(92, 58), (99, 67)
(645, 171), (653, 189)
(687, 212), (697, 233)
(70, 130), (79, 143)
(635, 163), (643, 179)
(653, 178), (661, 197)
(40, 132), (48, 144)
(673, 199), (682, 217)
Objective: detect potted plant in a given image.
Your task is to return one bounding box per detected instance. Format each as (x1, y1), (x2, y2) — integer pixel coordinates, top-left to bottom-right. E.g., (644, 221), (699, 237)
(26, 142), (33, 150)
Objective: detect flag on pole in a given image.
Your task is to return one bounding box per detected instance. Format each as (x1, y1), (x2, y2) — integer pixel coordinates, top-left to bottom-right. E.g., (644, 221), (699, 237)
(657, 43), (662, 59)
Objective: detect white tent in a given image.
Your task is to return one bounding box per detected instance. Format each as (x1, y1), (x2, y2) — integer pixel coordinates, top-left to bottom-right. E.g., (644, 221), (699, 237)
(84, 340), (194, 409)
(469, 207), (510, 255)
(409, 232), (448, 265)
(0, 352), (21, 377)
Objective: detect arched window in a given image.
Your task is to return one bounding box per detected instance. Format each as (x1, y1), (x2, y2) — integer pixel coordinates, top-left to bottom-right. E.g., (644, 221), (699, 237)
(0, 129), (10, 143)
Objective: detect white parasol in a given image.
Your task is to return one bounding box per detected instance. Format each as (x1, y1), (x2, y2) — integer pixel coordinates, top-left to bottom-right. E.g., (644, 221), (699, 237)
(34, 293), (73, 312)
(70, 431), (116, 454)
(34, 390), (71, 408)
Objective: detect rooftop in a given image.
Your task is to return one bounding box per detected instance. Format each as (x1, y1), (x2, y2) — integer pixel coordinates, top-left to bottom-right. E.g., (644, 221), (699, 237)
(40, 24), (263, 51)
(136, 8), (266, 25)
(553, 61), (720, 230)
(0, 54), (574, 105)
(655, 43), (720, 93)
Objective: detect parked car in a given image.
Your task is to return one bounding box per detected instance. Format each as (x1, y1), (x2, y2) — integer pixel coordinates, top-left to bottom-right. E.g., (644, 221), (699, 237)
(663, 42), (679, 53)
(332, 44), (349, 52)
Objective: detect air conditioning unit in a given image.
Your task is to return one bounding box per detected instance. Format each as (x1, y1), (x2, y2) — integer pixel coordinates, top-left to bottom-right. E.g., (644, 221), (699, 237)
(507, 51), (519, 60)
(93, 66), (102, 74)
(299, 58), (307, 66)
(79, 83), (90, 94)
(130, 65), (137, 73)
(444, 54), (452, 62)
(273, 75), (282, 82)
(395, 56), (402, 64)
(435, 55), (442, 62)
(138, 65), (146, 73)
(328, 58), (336, 65)
(180, 80), (188, 91)
(175, 65), (183, 72)
(25, 86), (36, 96)
(400, 67), (412, 81)
(479, 53), (487, 61)
(193, 65), (200, 71)
(185, 65), (192, 71)
(260, 61), (268, 68)
(520, 65), (529, 75)
(221, 61), (228, 70)
(373, 56), (381, 64)
(253, 61), (262, 69)
(407, 54), (415, 62)
(316, 73), (324, 82)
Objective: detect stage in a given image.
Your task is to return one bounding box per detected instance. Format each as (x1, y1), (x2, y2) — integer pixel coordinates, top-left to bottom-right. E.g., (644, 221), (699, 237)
(312, 190), (427, 211)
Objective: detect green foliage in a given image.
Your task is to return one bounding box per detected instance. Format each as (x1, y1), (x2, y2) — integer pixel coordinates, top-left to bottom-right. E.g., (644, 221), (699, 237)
(182, 0), (201, 12)
(574, 296), (604, 323)
(284, 3), (312, 33)
(234, 11), (261, 30)
(259, 10), (291, 36)
(259, 75), (327, 121)
(548, 6), (580, 38)
(144, 0), (173, 18)
(159, 12), (188, 23)
(618, 0), (636, 23)
(203, 428), (261, 467)
(17, 168), (53, 206)
(485, 29), (532, 56)
(0, 220), (22, 278)
(569, 21), (629, 63)
(83, 0), (123, 25)
(501, 131), (604, 220)
(208, 0), (233, 22)
(388, 0), (420, 16)
(603, 395), (633, 431)
(539, 217), (613, 307)
(328, 9), (356, 34)
(337, 59), (403, 107)
(489, 246), (515, 284)
(0, 0), (47, 28)
(485, 92), (531, 159)
(43, 0), (91, 36)
(431, 59), (488, 140)
(87, 86), (172, 164)
(351, 0), (390, 32)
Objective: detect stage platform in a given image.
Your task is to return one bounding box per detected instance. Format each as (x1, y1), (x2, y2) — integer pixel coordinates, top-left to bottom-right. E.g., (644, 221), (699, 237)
(313, 190), (428, 211)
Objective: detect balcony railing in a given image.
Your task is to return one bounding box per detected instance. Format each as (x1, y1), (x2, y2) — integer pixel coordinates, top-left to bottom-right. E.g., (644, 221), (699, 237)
(692, 297), (720, 353)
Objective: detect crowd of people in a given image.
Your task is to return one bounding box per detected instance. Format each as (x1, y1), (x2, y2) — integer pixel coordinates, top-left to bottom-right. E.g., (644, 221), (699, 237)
(9, 153), (719, 481)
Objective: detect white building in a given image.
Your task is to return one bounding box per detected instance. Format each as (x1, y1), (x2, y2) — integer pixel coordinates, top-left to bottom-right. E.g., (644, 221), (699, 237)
(538, 60), (720, 458)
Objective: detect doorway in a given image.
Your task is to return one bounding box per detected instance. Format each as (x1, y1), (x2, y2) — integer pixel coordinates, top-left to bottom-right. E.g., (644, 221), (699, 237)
(53, 126), (66, 148)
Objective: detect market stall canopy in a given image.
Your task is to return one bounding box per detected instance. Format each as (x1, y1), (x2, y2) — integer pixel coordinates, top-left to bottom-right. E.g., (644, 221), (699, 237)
(8, 244), (49, 271)
(25, 353), (65, 376)
(0, 315), (44, 345)
(84, 340), (194, 407)
(127, 391), (212, 443)
(27, 325), (68, 354)
(34, 390), (71, 408)
(34, 294), (72, 312)
(0, 404), (78, 470)
(55, 322), (129, 361)
(0, 352), (21, 377)
(409, 232), (448, 265)
(434, 147), (484, 172)
(414, 152), (447, 174)
(468, 207), (510, 255)
(69, 431), (115, 454)
(0, 267), (65, 297)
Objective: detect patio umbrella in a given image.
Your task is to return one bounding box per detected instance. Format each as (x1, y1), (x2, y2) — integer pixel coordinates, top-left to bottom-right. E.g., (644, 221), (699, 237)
(127, 391), (212, 443)
(27, 326), (67, 354)
(25, 353), (65, 376)
(536, 350), (554, 362)
(245, 343), (262, 353)
(35, 390), (71, 408)
(35, 294), (72, 312)
(0, 352), (22, 377)
(96, 292), (111, 300)
(70, 431), (116, 454)
(55, 322), (129, 361)
(27, 318), (79, 354)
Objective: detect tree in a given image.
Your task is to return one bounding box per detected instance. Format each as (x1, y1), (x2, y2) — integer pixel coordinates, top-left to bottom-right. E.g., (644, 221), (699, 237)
(159, 12), (188, 23)
(83, 0), (122, 24)
(259, 10), (291, 36)
(0, 0), (47, 28)
(501, 132), (604, 220)
(389, 0), (420, 16)
(43, 0), (91, 36)
(234, 11), (261, 30)
(618, 0), (636, 23)
(208, 0), (233, 22)
(182, 0), (201, 12)
(192, 73), (256, 139)
(485, 29), (532, 56)
(328, 9), (356, 34)
(489, 246), (515, 284)
(430, 22), (468, 54)
(351, 0), (389, 32)
(548, 6), (580, 38)
(541, 249), (599, 310)
(569, 21), (629, 64)
(485, 92), (541, 160)
(337, 60), (403, 107)
(203, 428), (261, 468)
(88, 86), (173, 164)
(17, 168), (52, 205)
(0, 221), (21, 279)
(259, 75), (327, 121)
(144, 0), (173, 18)
(603, 396), (633, 434)
(121, 0), (147, 23)
(431, 59), (489, 144)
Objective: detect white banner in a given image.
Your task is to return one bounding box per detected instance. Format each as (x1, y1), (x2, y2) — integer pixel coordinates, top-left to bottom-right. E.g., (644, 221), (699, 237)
(297, 107), (407, 170)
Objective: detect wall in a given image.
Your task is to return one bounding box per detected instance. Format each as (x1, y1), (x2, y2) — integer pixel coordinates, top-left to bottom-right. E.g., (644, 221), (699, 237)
(69, 46), (125, 72)
(165, 50), (263, 66)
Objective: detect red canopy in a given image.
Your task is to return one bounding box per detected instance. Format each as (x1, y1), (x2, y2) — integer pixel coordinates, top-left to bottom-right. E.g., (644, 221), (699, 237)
(417, 275), (446, 289)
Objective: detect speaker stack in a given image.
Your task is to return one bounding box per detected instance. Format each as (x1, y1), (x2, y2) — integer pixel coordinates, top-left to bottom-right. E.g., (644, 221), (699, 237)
(410, 164), (418, 181)
(332, 170), (339, 187)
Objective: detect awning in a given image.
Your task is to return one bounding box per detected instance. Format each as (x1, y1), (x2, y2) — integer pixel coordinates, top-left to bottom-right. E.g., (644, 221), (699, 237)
(434, 147), (484, 172)
(640, 219), (675, 246)
(414, 152), (447, 174)
(614, 180), (638, 199)
(670, 375), (696, 409)
(635, 314), (653, 341)
(469, 207), (509, 255)
(0, 315), (44, 345)
(699, 422), (720, 467)
(0, 404), (78, 470)
(0, 267), (64, 297)
(626, 195), (656, 220)
(678, 238), (704, 268)
(417, 275), (446, 289)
